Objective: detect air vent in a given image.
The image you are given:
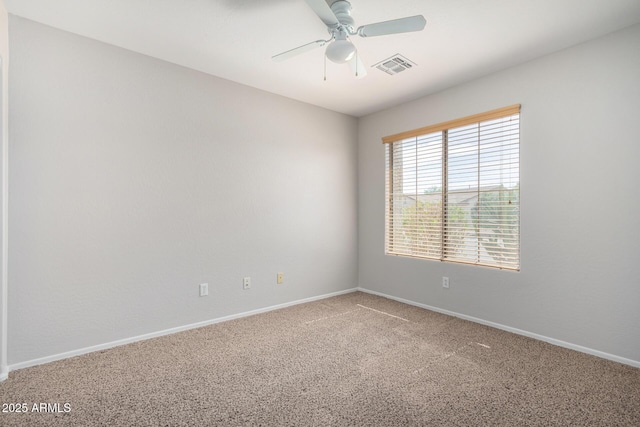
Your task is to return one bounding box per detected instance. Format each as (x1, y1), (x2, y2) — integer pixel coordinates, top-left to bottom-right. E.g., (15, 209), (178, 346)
(373, 54), (416, 75)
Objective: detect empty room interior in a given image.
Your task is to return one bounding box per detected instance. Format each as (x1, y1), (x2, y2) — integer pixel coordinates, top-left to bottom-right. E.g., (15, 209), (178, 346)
(1, 0), (639, 425)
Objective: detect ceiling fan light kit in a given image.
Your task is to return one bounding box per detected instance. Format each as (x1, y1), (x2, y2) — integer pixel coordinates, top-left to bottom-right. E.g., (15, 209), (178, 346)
(325, 32), (356, 63)
(271, 0), (426, 78)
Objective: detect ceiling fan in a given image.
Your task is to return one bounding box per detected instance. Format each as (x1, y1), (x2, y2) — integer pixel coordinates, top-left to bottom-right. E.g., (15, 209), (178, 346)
(272, 0), (426, 78)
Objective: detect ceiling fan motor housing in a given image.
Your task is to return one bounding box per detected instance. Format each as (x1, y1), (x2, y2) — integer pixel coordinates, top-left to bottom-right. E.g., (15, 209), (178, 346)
(330, 1), (355, 34)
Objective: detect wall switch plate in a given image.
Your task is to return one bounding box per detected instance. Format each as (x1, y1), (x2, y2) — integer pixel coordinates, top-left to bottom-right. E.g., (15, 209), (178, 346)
(442, 277), (450, 289)
(277, 272), (284, 284)
(199, 283), (208, 297)
(243, 277), (251, 290)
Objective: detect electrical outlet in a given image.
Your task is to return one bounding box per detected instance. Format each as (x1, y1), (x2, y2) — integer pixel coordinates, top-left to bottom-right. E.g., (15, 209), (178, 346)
(442, 277), (450, 289)
(243, 277), (251, 290)
(277, 272), (284, 284)
(199, 283), (208, 297)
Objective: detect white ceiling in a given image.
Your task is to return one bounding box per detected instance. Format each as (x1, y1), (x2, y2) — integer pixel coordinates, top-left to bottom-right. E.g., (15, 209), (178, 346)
(5, 0), (640, 117)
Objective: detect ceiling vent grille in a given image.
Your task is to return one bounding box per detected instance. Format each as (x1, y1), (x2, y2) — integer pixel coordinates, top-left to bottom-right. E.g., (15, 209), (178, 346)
(374, 54), (416, 75)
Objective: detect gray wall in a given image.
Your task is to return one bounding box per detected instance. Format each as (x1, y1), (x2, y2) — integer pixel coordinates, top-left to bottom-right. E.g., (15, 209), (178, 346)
(8, 16), (358, 365)
(358, 24), (640, 364)
(0, 3), (7, 380)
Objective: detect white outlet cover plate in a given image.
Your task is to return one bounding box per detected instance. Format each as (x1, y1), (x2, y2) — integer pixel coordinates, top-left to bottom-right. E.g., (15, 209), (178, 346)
(199, 283), (208, 296)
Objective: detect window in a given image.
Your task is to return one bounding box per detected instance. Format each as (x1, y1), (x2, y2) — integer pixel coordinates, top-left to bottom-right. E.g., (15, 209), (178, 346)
(383, 105), (520, 270)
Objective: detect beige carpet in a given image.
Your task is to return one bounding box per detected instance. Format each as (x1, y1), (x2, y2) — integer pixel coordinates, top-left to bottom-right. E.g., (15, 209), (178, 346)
(1, 291), (639, 426)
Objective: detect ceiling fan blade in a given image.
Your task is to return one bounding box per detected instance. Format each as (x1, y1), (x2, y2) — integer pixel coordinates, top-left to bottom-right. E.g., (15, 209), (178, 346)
(348, 52), (367, 79)
(272, 40), (326, 62)
(357, 15), (426, 38)
(304, 0), (340, 28)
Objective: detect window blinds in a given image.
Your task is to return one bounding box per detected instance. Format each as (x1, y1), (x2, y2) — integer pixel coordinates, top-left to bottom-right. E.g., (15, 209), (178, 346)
(384, 105), (520, 270)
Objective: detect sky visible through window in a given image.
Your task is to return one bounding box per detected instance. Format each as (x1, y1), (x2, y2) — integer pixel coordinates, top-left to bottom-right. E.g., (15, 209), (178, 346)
(400, 117), (519, 194)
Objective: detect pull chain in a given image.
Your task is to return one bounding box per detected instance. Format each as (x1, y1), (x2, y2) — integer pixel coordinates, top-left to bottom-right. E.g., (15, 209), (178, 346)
(355, 51), (359, 77)
(323, 54), (327, 81)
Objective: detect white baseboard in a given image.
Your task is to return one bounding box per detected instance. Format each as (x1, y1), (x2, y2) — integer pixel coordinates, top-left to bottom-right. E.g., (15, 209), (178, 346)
(0, 366), (7, 382)
(8, 286), (637, 377)
(8, 288), (358, 373)
(357, 287), (640, 369)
